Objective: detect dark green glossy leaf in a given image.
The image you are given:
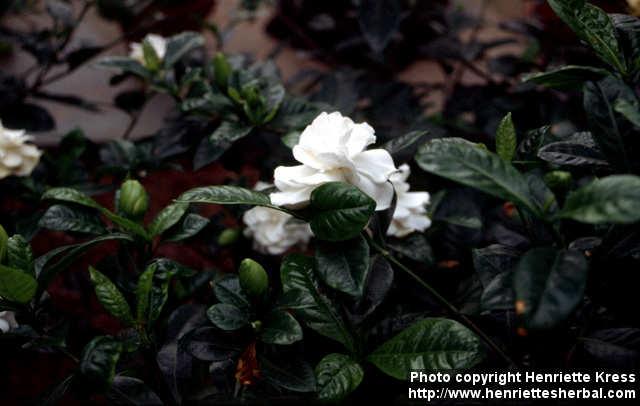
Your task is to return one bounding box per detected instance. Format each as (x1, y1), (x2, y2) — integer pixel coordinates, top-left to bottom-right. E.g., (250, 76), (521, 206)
(194, 121), (254, 169)
(260, 310), (303, 345)
(315, 235), (370, 297)
(35, 233), (134, 289)
(382, 130), (428, 159)
(368, 318), (485, 379)
(107, 376), (162, 405)
(280, 254), (355, 351)
(614, 98), (640, 127)
(537, 132), (608, 167)
(39, 204), (106, 235)
(0, 264), (37, 303)
(164, 32), (204, 68)
(80, 336), (123, 391)
(416, 138), (541, 216)
(495, 112), (516, 162)
(522, 65), (609, 89)
(42, 187), (103, 210)
(260, 356), (317, 393)
(560, 175), (640, 224)
(309, 182), (376, 242)
(6, 234), (34, 274)
(148, 203), (188, 238)
(583, 76), (635, 171)
(387, 233), (434, 265)
(89, 267), (134, 326)
(135, 264), (156, 325)
(177, 185), (272, 208)
(164, 214), (209, 242)
(315, 354), (363, 402)
(206, 303), (249, 331)
(213, 274), (250, 311)
(548, 0), (626, 73)
(513, 247), (588, 330)
(96, 57), (149, 78)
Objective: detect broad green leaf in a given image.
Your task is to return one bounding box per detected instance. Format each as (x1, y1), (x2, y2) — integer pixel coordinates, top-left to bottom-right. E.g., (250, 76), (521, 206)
(481, 272), (514, 313)
(522, 65), (609, 89)
(163, 32), (204, 68)
(107, 376), (163, 405)
(42, 187), (103, 210)
(6, 235), (34, 274)
(387, 233), (434, 265)
(177, 185), (273, 208)
(315, 354), (364, 402)
(280, 254), (355, 351)
(96, 57), (150, 78)
(148, 202), (188, 237)
(315, 235), (370, 297)
(513, 247), (588, 330)
(382, 130), (428, 159)
(309, 182), (376, 242)
(559, 175), (640, 224)
(548, 0), (626, 73)
(495, 112), (516, 162)
(35, 233), (134, 289)
(135, 264), (156, 325)
(80, 336), (123, 390)
(0, 264), (37, 303)
(89, 267), (134, 326)
(193, 121), (254, 168)
(368, 318), (485, 380)
(614, 98), (640, 127)
(102, 211), (150, 241)
(42, 188), (149, 239)
(584, 77), (635, 171)
(537, 132), (609, 167)
(206, 303), (249, 331)
(612, 14), (640, 79)
(163, 214), (209, 242)
(260, 356), (317, 393)
(415, 138), (541, 216)
(213, 274), (250, 311)
(39, 204), (106, 235)
(260, 310), (303, 345)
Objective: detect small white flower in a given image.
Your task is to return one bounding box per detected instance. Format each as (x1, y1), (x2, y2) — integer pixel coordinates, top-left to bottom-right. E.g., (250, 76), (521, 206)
(129, 34), (167, 65)
(0, 121), (42, 180)
(0, 311), (18, 333)
(270, 112), (398, 210)
(243, 182), (313, 255)
(387, 164), (431, 238)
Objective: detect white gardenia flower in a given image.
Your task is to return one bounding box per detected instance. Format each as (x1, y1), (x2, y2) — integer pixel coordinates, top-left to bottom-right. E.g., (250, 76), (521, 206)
(0, 311), (18, 333)
(0, 121), (42, 180)
(387, 164), (431, 238)
(270, 112), (398, 210)
(129, 34), (167, 65)
(243, 182), (313, 255)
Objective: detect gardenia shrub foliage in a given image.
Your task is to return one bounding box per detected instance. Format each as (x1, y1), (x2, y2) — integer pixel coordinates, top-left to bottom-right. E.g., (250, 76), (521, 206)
(2, 0), (640, 403)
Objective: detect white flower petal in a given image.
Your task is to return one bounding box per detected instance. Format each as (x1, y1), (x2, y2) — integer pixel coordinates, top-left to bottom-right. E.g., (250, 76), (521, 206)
(351, 149), (397, 183)
(351, 174), (394, 211)
(345, 122), (376, 157)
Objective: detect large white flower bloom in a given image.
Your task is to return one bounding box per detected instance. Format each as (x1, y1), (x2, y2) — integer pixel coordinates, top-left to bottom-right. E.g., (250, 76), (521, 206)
(0, 311), (18, 333)
(0, 122), (42, 180)
(243, 182), (313, 255)
(270, 112), (397, 210)
(387, 164), (431, 238)
(129, 34), (167, 65)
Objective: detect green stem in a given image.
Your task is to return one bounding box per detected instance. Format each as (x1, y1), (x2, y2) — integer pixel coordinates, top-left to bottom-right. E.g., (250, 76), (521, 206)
(366, 235), (517, 367)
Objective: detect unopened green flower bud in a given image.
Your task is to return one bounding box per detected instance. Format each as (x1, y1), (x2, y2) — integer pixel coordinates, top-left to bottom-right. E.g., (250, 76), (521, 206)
(0, 224), (8, 264)
(218, 228), (240, 246)
(213, 52), (231, 89)
(544, 170), (572, 191)
(238, 258), (268, 298)
(119, 180), (149, 219)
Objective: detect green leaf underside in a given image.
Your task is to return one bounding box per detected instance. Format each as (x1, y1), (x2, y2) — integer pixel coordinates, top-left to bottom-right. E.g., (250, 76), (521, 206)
(315, 354), (364, 402)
